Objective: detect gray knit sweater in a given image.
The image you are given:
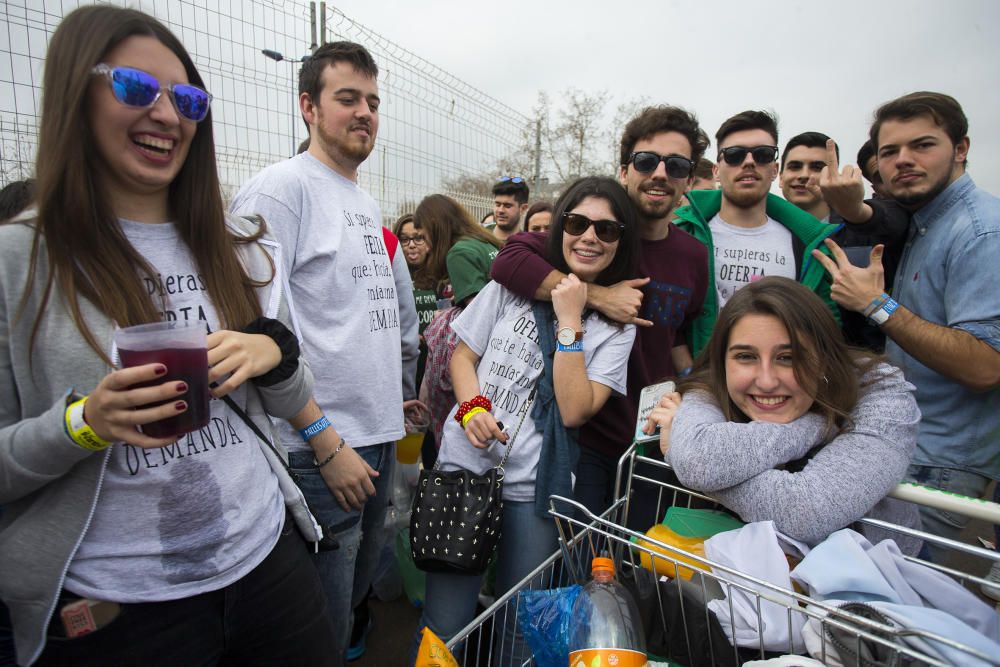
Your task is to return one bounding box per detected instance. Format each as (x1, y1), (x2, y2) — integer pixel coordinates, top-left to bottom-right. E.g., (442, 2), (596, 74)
(667, 363), (922, 553)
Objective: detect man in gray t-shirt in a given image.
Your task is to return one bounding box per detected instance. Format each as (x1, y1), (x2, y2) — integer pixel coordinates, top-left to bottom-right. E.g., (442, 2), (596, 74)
(232, 42), (416, 663)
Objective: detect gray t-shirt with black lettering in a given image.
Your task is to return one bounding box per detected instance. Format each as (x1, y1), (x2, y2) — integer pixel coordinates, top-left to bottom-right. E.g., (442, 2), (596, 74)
(436, 281), (635, 501)
(710, 214), (795, 308)
(64, 219), (283, 602)
(230, 153), (405, 451)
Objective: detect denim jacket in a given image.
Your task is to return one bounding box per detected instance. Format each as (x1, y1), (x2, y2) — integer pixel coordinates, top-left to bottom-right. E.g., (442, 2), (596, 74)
(887, 174), (1000, 479)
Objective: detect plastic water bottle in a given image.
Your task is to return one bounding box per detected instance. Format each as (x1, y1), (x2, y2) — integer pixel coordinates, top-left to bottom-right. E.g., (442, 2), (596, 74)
(568, 556), (647, 667)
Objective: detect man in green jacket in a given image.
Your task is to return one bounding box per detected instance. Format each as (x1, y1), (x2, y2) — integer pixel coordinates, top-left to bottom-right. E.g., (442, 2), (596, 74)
(673, 110), (839, 356)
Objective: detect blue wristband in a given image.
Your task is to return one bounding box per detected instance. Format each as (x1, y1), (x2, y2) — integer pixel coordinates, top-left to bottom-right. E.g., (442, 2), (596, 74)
(557, 340), (583, 352)
(299, 416), (331, 441)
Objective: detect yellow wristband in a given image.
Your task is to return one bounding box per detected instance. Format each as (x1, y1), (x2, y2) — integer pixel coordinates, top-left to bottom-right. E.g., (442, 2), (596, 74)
(64, 397), (113, 452)
(461, 406), (487, 428)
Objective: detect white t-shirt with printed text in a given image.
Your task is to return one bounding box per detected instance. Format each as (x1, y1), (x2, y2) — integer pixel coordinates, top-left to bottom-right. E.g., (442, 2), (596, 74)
(709, 214), (796, 308)
(64, 219), (284, 603)
(436, 281), (635, 502)
(230, 153), (404, 451)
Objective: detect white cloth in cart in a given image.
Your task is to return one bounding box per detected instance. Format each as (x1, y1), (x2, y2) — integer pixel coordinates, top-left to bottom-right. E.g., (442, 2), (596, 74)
(742, 656), (824, 666)
(703, 521), (811, 654)
(792, 528), (1000, 665)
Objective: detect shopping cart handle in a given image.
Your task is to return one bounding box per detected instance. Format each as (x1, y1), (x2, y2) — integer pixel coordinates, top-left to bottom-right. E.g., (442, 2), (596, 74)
(889, 482), (1000, 523)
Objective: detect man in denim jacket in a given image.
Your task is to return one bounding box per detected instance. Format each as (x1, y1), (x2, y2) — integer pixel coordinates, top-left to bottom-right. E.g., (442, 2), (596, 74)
(812, 91), (1000, 552)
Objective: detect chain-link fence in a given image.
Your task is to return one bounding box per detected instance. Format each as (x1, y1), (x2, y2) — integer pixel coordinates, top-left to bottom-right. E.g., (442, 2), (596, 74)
(0, 0), (529, 222)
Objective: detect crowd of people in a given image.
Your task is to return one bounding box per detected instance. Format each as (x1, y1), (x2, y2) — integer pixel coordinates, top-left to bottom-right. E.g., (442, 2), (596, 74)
(0, 5), (998, 666)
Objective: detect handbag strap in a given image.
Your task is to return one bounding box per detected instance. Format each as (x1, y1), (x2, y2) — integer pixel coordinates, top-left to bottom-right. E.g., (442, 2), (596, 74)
(496, 386), (537, 474)
(216, 389), (297, 478)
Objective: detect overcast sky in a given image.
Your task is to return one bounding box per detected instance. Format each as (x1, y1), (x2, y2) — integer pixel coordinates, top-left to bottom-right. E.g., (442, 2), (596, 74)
(329, 0), (1000, 193)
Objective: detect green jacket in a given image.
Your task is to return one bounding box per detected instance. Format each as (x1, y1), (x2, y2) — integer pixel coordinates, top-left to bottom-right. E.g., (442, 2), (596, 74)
(673, 189), (840, 357)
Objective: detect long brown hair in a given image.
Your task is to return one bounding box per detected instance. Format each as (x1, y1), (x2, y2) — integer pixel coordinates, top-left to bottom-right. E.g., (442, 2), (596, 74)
(19, 6), (267, 363)
(412, 194), (502, 288)
(681, 277), (882, 432)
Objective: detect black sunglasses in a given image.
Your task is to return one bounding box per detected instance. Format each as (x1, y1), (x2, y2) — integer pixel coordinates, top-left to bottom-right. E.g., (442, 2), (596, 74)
(627, 151), (694, 179)
(562, 212), (625, 243)
(91, 64), (212, 122)
(719, 145), (779, 166)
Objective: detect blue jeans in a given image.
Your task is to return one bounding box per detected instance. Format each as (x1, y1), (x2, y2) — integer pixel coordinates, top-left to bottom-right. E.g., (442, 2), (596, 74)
(412, 500), (560, 666)
(288, 442), (394, 664)
(906, 464), (990, 561)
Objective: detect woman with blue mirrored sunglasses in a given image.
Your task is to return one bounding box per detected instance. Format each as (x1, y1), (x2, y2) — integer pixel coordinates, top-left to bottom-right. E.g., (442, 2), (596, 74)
(0, 5), (340, 665)
(91, 63), (212, 122)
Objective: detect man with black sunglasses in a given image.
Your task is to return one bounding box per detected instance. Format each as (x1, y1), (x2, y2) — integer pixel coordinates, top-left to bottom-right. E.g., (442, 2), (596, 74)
(491, 105), (709, 519)
(673, 110), (839, 357)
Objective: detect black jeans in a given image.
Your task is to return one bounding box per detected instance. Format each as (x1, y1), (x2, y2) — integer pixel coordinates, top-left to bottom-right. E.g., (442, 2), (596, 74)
(36, 514), (337, 667)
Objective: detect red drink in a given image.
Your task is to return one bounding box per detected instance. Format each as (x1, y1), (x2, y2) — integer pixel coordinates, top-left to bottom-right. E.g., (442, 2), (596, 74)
(118, 346), (210, 438)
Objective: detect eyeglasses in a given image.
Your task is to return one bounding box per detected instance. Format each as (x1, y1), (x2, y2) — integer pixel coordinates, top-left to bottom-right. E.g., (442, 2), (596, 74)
(627, 151), (694, 179)
(719, 145), (779, 166)
(562, 212), (625, 243)
(91, 64), (213, 123)
(399, 235), (426, 246)
(497, 176), (525, 184)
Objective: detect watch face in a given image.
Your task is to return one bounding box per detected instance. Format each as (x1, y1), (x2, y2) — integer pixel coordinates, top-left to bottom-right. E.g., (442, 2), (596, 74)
(557, 327), (576, 346)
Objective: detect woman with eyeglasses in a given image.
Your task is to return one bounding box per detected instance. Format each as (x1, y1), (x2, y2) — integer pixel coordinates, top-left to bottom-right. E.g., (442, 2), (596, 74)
(413, 177), (639, 662)
(0, 7), (339, 665)
(643, 276), (922, 554)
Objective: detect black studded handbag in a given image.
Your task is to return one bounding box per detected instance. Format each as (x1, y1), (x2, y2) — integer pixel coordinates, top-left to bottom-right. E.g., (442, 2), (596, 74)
(410, 389), (536, 575)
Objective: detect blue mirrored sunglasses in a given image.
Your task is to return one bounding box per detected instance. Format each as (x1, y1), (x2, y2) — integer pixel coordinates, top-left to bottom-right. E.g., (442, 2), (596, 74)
(91, 64), (212, 123)
(498, 176), (525, 184)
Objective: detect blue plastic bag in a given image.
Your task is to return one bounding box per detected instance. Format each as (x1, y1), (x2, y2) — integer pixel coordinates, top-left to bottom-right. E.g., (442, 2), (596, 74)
(516, 585), (581, 667)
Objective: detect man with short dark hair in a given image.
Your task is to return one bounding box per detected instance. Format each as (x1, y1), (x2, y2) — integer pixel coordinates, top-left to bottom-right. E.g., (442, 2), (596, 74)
(856, 139), (887, 198)
(231, 41), (418, 664)
(812, 91), (1000, 553)
(491, 105), (709, 517)
(672, 110), (839, 357)
(780, 131), (838, 220)
(490, 176), (529, 242)
(691, 157), (717, 191)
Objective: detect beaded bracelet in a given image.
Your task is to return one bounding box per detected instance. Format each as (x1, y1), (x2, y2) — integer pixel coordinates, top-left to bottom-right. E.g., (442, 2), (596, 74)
(454, 395), (492, 424)
(461, 407), (487, 428)
(316, 438), (346, 468)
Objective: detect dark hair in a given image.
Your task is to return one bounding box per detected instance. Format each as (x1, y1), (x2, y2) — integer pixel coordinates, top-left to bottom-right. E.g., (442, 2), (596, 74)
(492, 178), (529, 204)
(681, 277), (881, 431)
(693, 158), (715, 181)
(856, 140), (877, 182)
(21, 5), (266, 363)
(869, 91), (968, 150)
(619, 105), (710, 169)
(0, 178), (35, 221)
(545, 177), (639, 288)
(716, 110), (779, 148)
(523, 200), (553, 231)
(299, 41), (378, 102)
(781, 131), (838, 171)
(392, 213), (435, 290)
(413, 194), (503, 288)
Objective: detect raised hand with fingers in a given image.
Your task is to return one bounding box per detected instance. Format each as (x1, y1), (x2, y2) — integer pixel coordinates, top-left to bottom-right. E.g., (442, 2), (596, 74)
(206, 330), (281, 398)
(83, 363), (192, 448)
(817, 138), (869, 222)
(552, 273), (588, 328)
(811, 238), (886, 313)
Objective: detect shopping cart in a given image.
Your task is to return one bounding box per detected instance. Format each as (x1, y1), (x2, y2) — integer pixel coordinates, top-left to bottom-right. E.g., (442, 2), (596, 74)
(446, 443), (1000, 666)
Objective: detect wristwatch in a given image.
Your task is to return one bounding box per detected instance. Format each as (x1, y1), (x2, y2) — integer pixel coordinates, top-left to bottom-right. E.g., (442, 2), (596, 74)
(556, 326), (583, 346)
